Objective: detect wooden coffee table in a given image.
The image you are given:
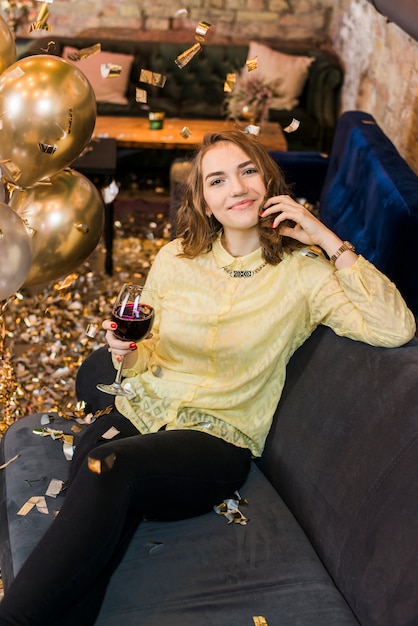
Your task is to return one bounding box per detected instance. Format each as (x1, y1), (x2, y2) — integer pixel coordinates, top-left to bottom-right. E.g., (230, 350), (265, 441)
(93, 116), (288, 152)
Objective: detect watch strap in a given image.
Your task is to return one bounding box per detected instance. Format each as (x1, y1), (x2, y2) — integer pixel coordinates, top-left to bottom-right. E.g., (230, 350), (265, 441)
(330, 241), (355, 265)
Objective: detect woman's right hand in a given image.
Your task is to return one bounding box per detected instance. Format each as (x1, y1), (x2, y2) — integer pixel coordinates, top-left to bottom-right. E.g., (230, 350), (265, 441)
(102, 319), (138, 359)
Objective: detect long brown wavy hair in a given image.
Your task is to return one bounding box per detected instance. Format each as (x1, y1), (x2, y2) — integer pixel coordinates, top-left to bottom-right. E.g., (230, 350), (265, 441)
(175, 130), (304, 264)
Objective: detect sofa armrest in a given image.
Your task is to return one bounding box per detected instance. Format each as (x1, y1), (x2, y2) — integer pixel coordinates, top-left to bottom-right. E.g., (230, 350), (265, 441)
(259, 326), (418, 626)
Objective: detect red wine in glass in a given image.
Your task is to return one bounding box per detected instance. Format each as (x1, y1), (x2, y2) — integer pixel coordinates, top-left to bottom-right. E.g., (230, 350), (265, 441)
(112, 302), (154, 342)
(97, 283), (155, 397)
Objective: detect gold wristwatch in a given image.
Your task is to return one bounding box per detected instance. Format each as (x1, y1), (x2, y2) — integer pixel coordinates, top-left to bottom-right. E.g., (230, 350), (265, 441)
(329, 241), (355, 265)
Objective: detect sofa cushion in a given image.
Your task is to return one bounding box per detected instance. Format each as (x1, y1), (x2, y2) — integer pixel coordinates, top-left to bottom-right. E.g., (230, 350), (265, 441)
(269, 150), (329, 203)
(63, 46), (134, 105)
(0, 413), (358, 625)
(245, 41), (315, 110)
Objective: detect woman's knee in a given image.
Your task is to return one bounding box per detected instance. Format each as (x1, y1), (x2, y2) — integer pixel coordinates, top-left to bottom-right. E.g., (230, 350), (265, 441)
(75, 346), (116, 413)
(69, 413), (140, 485)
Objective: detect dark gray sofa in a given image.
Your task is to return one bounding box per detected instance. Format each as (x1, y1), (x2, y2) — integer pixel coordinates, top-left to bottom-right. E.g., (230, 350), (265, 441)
(1, 325), (417, 625)
(19, 35), (343, 152)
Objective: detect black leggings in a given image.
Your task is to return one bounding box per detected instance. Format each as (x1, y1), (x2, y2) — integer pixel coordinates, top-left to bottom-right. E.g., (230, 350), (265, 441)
(0, 349), (251, 626)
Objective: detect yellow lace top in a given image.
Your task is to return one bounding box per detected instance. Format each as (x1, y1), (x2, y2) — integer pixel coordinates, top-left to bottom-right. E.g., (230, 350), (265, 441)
(115, 236), (415, 457)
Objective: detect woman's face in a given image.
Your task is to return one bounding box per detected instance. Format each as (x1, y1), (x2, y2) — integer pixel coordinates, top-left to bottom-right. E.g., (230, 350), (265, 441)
(201, 141), (267, 236)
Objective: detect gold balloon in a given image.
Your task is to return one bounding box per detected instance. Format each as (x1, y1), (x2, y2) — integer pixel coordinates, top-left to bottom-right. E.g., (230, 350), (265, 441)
(0, 201), (33, 300)
(0, 15), (16, 76)
(9, 168), (104, 287)
(0, 55), (96, 188)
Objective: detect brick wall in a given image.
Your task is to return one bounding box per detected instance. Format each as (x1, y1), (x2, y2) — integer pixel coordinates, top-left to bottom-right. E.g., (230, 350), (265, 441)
(16, 0), (417, 173)
(32, 0), (335, 43)
(330, 0), (418, 174)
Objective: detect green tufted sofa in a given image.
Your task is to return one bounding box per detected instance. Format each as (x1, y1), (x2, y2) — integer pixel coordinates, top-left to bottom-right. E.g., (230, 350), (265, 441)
(20, 35), (343, 152)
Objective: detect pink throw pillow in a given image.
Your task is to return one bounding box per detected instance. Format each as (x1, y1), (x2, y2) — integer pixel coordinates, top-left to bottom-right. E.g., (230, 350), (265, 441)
(246, 41), (315, 110)
(63, 46), (134, 105)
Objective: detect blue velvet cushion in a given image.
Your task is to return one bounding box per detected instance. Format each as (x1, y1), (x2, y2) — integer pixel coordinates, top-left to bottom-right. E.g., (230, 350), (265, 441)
(319, 110), (418, 315)
(269, 150), (329, 204)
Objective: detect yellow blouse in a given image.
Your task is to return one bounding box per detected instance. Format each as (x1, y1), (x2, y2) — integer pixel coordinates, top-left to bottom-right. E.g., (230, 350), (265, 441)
(115, 236), (415, 457)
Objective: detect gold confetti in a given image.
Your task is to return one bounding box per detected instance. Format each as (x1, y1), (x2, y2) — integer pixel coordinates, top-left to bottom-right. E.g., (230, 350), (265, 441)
(17, 496), (37, 516)
(73, 400), (87, 418)
(63, 441), (74, 460)
(135, 88), (147, 103)
(195, 21), (211, 43)
(101, 179), (120, 203)
(36, 1), (49, 22)
(100, 64), (122, 78)
(45, 478), (64, 498)
(283, 118), (301, 133)
(175, 43), (202, 69)
(87, 457), (101, 474)
(180, 126), (192, 139)
(85, 323), (99, 338)
(246, 56), (258, 72)
(223, 73), (236, 93)
(93, 405), (114, 419)
(36, 496), (49, 515)
(1, 159), (22, 182)
(88, 452), (116, 474)
(62, 434), (74, 447)
(55, 273), (79, 290)
(67, 43), (101, 62)
(74, 223), (90, 234)
(29, 2), (51, 33)
(214, 491), (249, 525)
(173, 8), (188, 18)
(17, 496), (48, 516)
(29, 21), (52, 33)
(244, 124), (261, 136)
(253, 617), (268, 626)
(38, 142), (57, 155)
(101, 426), (120, 440)
(0, 453), (19, 470)
(139, 69), (166, 88)
(41, 40), (56, 54)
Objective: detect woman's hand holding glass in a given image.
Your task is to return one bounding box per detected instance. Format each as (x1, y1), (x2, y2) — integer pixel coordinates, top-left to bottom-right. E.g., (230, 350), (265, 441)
(103, 319), (140, 370)
(97, 283), (154, 397)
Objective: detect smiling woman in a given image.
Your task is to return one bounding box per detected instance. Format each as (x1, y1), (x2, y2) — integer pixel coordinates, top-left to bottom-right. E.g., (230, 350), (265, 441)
(202, 145), (268, 258)
(175, 131), (303, 264)
(0, 130), (414, 626)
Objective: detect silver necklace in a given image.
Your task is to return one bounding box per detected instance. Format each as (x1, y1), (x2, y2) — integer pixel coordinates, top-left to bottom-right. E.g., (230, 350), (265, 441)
(222, 261), (267, 277)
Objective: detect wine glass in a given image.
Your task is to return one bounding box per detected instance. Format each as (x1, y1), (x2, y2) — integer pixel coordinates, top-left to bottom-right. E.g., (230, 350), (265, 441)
(97, 283), (155, 397)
